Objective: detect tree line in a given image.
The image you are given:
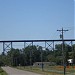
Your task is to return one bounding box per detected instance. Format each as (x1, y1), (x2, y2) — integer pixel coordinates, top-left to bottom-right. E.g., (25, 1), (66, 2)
(0, 43), (75, 66)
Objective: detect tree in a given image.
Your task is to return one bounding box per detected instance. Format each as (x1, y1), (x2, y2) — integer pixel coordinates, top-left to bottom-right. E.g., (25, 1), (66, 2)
(0, 43), (75, 66)
(72, 44), (75, 64)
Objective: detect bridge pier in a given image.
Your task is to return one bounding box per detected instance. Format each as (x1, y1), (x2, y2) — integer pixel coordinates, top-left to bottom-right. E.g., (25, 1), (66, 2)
(3, 42), (12, 54)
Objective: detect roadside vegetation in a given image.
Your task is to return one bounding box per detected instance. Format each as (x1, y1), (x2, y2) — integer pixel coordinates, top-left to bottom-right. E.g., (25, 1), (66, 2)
(0, 67), (7, 75)
(16, 66), (75, 75)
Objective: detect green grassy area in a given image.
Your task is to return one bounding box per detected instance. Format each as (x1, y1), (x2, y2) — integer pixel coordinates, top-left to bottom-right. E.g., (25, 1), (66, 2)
(16, 66), (75, 75)
(0, 67), (7, 75)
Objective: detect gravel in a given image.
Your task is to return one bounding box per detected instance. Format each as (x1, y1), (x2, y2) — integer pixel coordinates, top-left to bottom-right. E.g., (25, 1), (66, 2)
(2, 66), (42, 75)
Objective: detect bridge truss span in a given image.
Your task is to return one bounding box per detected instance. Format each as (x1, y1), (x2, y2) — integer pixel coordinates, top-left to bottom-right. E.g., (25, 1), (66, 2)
(0, 39), (75, 54)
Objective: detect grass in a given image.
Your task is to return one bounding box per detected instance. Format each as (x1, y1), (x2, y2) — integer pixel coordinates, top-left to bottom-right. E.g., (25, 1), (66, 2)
(0, 67), (7, 75)
(16, 66), (75, 75)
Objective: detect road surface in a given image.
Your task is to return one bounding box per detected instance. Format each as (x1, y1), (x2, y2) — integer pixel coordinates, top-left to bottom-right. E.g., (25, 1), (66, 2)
(2, 66), (42, 75)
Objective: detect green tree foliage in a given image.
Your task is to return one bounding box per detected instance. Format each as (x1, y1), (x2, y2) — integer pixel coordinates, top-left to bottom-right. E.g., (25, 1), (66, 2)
(72, 44), (75, 64)
(0, 44), (75, 66)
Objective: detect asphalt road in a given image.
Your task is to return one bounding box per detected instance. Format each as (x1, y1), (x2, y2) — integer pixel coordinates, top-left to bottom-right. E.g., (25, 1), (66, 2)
(2, 66), (42, 75)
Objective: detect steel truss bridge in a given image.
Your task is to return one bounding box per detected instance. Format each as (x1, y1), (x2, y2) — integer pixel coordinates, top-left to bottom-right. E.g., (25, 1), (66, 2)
(0, 39), (75, 53)
(0, 39), (75, 74)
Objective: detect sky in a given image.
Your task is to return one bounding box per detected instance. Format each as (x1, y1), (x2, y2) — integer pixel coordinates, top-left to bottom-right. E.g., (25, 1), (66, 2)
(0, 0), (74, 40)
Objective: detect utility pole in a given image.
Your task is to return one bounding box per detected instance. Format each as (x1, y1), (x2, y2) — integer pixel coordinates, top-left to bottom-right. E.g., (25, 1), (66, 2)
(57, 27), (68, 75)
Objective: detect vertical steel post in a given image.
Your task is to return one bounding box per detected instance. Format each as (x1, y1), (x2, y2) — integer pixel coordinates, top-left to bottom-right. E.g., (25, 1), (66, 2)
(11, 42), (12, 49)
(45, 41), (46, 50)
(53, 41), (55, 56)
(3, 42), (5, 55)
(24, 42), (26, 49)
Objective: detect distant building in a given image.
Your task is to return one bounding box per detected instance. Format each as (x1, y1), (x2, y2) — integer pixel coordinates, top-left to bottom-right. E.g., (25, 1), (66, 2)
(33, 62), (56, 67)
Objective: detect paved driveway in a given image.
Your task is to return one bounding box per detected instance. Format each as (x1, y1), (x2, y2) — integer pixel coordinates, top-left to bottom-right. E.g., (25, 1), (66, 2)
(2, 66), (42, 75)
